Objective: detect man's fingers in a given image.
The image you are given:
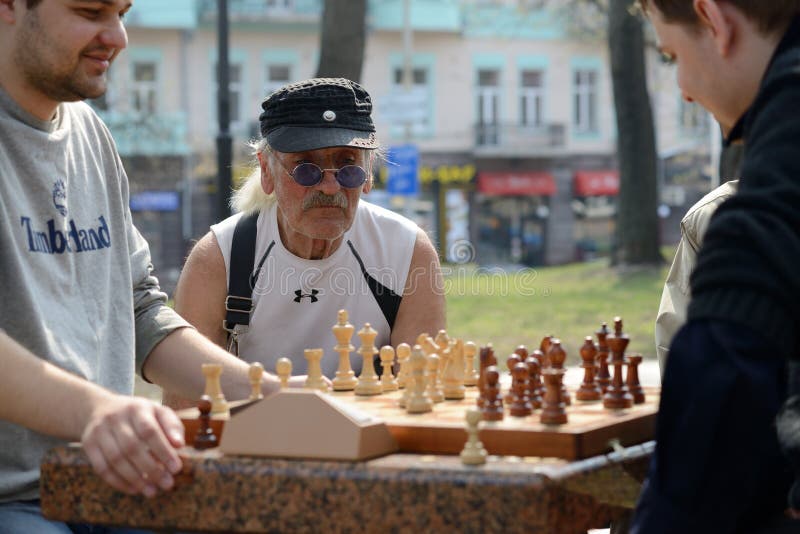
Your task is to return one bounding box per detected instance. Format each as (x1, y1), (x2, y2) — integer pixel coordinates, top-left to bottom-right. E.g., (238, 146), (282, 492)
(86, 425), (155, 496)
(146, 405), (184, 474)
(82, 399), (184, 497)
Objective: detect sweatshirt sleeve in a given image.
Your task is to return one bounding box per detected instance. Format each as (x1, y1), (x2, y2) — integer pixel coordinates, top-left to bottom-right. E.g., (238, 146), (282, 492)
(112, 154), (191, 376)
(128, 222), (191, 376)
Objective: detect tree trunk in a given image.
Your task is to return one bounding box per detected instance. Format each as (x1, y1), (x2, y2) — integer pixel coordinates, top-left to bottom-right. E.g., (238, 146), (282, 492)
(608, 0), (663, 266)
(315, 0), (367, 82)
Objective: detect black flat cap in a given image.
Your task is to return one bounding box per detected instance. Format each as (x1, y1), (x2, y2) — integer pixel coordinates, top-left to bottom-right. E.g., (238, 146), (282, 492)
(259, 78), (379, 153)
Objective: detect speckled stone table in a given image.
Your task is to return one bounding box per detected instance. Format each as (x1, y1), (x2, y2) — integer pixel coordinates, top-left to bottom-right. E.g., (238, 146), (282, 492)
(40, 441), (653, 533)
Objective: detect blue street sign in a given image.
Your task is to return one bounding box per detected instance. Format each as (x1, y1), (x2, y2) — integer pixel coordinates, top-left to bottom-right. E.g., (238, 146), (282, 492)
(130, 191), (180, 212)
(386, 144), (420, 196)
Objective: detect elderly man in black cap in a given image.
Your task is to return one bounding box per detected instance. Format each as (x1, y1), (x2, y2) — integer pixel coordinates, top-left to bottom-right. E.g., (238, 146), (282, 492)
(169, 78), (445, 393)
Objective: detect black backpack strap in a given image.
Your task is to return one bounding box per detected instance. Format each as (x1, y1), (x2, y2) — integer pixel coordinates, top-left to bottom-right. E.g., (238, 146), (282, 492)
(223, 211), (260, 343)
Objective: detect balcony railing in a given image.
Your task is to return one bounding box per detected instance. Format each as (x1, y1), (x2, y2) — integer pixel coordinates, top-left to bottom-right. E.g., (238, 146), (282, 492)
(474, 122), (566, 154)
(198, 0), (320, 23)
(98, 112), (190, 157)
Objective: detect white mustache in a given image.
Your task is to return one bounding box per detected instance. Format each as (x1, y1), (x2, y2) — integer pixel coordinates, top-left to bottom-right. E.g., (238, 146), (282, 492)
(302, 192), (348, 210)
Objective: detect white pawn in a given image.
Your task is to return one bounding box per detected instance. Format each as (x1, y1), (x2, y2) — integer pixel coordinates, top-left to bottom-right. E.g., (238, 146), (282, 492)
(406, 345), (433, 414)
(396, 343), (412, 390)
(276, 357), (292, 389)
(201, 363), (228, 416)
(379, 346), (399, 392)
(248, 362), (264, 401)
(460, 409), (488, 466)
(426, 353), (444, 403)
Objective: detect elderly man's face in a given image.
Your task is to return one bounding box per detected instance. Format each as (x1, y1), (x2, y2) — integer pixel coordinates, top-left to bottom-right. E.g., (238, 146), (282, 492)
(262, 146), (371, 246)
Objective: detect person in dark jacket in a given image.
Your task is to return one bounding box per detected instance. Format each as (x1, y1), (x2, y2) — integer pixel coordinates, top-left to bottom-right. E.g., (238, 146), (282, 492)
(632, 1), (800, 533)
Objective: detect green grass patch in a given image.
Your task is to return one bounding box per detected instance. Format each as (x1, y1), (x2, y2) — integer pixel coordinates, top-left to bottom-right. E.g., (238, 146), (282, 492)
(444, 257), (671, 365)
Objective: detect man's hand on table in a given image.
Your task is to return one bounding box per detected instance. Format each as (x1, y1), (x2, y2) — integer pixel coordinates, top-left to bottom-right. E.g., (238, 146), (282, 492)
(81, 396), (185, 497)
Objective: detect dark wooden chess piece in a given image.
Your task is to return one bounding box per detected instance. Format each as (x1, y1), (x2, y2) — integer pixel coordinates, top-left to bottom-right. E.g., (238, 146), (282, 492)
(531, 349), (546, 399)
(514, 345), (529, 360)
(603, 318), (634, 410)
(539, 335), (554, 368)
(595, 322), (612, 393)
(477, 344), (495, 409)
(540, 369), (568, 425)
(504, 352), (522, 405)
(509, 363), (533, 417)
(546, 339), (571, 405)
(576, 336), (602, 401)
(524, 355), (543, 409)
(194, 395), (218, 450)
(481, 366), (504, 421)
(626, 354), (646, 404)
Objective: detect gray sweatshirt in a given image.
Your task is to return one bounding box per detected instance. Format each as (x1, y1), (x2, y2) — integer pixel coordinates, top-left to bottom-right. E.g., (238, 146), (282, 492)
(0, 88), (188, 501)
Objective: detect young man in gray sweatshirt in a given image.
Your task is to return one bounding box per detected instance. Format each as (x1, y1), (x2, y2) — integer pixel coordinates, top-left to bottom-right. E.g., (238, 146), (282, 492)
(0, 1), (289, 529)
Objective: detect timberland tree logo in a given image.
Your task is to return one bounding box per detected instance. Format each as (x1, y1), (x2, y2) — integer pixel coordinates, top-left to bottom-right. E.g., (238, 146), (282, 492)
(52, 179), (68, 217)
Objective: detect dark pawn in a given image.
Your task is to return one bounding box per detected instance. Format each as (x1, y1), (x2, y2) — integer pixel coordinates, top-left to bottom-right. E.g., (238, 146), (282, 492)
(509, 362), (533, 417)
(626, 354), (646, 404)
(481, 366), (504, 421)
(576, 336), (602, 401)
(504, 352), (522, 405)
(524, 355), (543, 409)
(194, 395), (218, 450)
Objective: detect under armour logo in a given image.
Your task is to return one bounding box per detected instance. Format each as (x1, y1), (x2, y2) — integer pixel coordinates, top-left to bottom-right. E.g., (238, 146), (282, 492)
(293, 289), (320, 303)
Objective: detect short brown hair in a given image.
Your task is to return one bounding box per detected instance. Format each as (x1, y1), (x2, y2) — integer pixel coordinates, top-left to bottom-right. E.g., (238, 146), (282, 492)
(638, 0), (800, 34)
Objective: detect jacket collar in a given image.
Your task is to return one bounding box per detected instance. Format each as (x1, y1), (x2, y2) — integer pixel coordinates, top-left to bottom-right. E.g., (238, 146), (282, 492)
(725, 14), (800, 146)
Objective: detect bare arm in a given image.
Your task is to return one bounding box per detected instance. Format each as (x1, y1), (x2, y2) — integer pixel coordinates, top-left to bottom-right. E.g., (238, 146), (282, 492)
(157, 232), (304, 410)
(159, 232), (228, 409)
(172, 232), (228, 347)
(391, 228), (446, 345)
(0, 331), (184, 497)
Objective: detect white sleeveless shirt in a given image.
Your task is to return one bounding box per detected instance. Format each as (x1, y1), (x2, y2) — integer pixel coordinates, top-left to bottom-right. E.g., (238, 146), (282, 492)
(212, 199), (419, 377)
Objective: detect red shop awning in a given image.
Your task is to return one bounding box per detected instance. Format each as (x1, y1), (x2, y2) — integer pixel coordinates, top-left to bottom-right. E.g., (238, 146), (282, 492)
(477, 171), (556, 196)
(574, 170), (620, 196)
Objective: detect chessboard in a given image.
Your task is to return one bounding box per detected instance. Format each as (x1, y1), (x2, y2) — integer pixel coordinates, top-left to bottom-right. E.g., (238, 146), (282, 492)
(180, 314), (658, 461)
(325, 382), (658, 460)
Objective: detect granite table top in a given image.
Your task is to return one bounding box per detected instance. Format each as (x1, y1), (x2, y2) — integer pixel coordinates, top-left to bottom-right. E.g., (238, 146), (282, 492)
(40, 440), (653, 533)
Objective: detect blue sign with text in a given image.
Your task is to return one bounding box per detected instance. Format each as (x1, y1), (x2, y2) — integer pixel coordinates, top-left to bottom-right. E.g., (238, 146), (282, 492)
(386, 144), (420, 196)
(130, 191), (180, 212)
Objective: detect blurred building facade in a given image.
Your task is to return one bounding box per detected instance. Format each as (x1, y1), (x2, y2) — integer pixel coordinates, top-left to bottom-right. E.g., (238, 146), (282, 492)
(102, 0), (712, 290)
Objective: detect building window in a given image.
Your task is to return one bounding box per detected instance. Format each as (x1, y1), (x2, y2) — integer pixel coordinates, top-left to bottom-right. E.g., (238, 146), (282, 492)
(214, 62), (244, 127)
(476, 69), (500, 145)
(679, 99), (709, 136)
(266, 0), (293, 13)
(131, 61), (157, 115)
(573, 69), (597, 134)
(265, 63), (291, 95)
(520, 69), (543, 128)
(89, 72), (114, 112)
(391, 66), (430, 136)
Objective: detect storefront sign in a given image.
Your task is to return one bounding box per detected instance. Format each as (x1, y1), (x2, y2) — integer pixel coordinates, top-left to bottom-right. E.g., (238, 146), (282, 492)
(477, 171), (556, 196)
(573, 170), (620, 196)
